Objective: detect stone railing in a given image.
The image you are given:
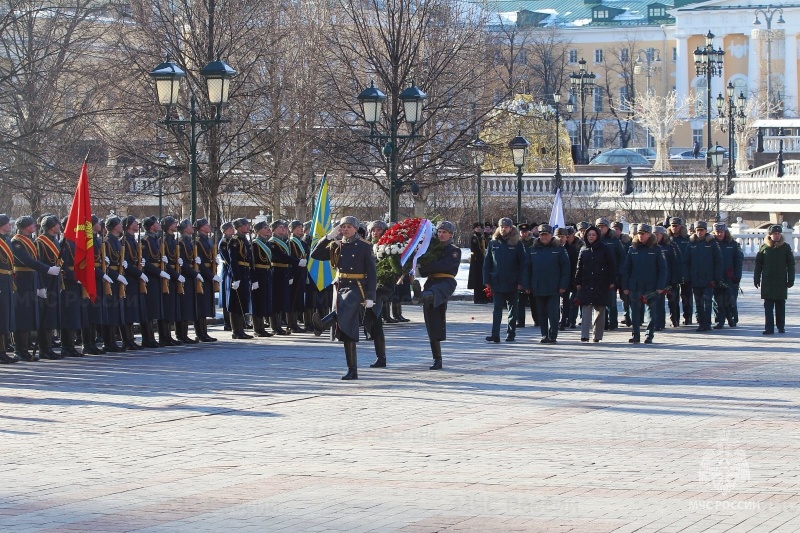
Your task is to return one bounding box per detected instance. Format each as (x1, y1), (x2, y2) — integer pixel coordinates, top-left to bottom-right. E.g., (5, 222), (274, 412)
(763, 135), (800, 153)
(729, 219), (800, 257)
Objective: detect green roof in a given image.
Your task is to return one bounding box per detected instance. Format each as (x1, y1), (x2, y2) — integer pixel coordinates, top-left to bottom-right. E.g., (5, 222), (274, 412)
(482, 0), (675, 28)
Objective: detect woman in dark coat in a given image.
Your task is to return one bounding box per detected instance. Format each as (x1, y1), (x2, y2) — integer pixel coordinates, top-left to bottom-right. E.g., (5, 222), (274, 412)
(467, 223), (487, 303)
(575, 226), (616, 342)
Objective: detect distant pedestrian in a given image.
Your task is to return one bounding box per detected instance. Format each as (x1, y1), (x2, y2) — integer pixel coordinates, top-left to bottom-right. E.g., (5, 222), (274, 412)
(483, 218), (526, 343)
(692, 141), (701, 159)
(754, 225), (795, 334)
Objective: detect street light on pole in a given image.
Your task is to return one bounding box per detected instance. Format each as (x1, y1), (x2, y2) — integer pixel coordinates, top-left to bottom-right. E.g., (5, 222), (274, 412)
(357, 80), (425, 223)
(509, 131), (530, 224)
(469, 137), (488, 230)
(709, 143), (726, 222)
(753, 6), (785, 118)
(693, 30), (725, 170)
(149, 56), (237, 223)
(716, 82), (747, 194)
(634, 48), (662, 147)
(569, 58), (596, 165)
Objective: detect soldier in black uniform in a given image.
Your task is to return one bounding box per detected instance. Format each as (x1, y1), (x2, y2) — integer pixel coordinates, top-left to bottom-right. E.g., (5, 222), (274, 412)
(83, 216), (106, 354)
(228, 218), (253, 339)
(122, 216), (158, 348)
(0, 214), (17, 363)
(311, 215), (377, 380)
(12, 216), (61, 361)
(250, 220), (274, 337)
(176, 219), (200, 344)
(103, 217), (128, 352)
(267, 220), (303, 335)
(287, 220), (309, 333)
(35, 215), (65, 359)
(159, 216), (183, 345)
(365, 220), (389, 367)
(467, 222), (488, 304)
(218, 221), (234, 331)
(415, 220), (461, 370)
(140, 217), (172, 346)
(58, 215), (87, 357)
(193, 218), (220, 342)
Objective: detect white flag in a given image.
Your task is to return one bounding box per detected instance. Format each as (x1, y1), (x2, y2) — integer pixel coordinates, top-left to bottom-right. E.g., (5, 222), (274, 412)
(549, 188), (565, 230)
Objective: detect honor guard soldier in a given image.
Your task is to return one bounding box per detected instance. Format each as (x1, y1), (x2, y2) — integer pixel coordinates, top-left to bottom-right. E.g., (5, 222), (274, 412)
(176, 219), (200, 344)
(36, 215), (65, 359)
(218, 221), (235, 331)
(193, 218), (220, 342)
(58, 215), (88, 356)
(365, 220), (389, 367)
(0, 214), (17, 363)
(228, 218), (253, 339)
(84, 215), (106, 354)
(468, 222), (488, 304)
(122, 216), (158, 348)
(12, 216), (61, 361)
(415, 221), (460, 370)
(250, 220), (274, 337)
(287, 220), (309, 333)
(311, 215), (376, 380)
(159, 216), (184, 345)
(267, 220), (303, 335)
(140, 217), (169, 346)
(103, 216), (128, 351)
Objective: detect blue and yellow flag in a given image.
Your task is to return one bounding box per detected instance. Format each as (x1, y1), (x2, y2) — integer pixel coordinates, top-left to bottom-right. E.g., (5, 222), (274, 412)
(307, 173), (334, 290)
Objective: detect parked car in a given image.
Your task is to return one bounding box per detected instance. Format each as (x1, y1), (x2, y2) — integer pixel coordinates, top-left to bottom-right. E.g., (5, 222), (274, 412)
(629, 147), (657, 160)
(670, 148), (728, 160)
(588, 148), (652, 167)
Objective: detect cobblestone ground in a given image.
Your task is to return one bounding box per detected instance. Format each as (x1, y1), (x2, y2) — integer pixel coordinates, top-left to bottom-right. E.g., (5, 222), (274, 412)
(1, 274), (798, 532)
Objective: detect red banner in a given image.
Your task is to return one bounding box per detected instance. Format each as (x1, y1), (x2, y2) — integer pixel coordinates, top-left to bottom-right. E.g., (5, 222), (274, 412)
(64, 161), (96, 302)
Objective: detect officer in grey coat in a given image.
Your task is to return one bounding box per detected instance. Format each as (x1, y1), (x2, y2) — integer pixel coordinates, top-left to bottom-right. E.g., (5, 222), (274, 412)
(621, 224), (668, 343)
(311, 216), (377, 380)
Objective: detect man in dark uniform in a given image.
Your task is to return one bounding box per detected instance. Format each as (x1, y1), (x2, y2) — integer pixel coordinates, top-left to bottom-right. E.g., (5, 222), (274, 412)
(122, 216), (158, 348)
(683, 221), (722, 332)
(467, 222), (487, 304)
(249, 220), (274, 337)
(287, 220), (309, 333)
(228, 218), (253, 339)
(12, 216), (61, 361)
(158, 216), (184, 345)
(415, 221), (460, 370)
(176, 219), (200, 344)
(621, 224), (668, 343)
(365, 220), (389, 367)
(218, 221), (234, 331)
(58, 215), (88, 357)
(311, 215), (376, 380)
(267, 220), (303, 335)
(193, 218), (220, 342)
(613, 221), (633, 326)
(103, 216), (128, 352)
(556, 227), (579, 331)
(35, 215), (65, 359)
(0, 214), (17, 363)
(596, 217), (624, 330)
(140, 217), (172, 346)
(667, 216), (691, 326)
(516, 223), (538, 328)
(83, 215), (107, 354)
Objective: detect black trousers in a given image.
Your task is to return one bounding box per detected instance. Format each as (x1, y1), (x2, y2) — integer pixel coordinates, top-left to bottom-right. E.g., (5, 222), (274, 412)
(764, 299), (786, 332)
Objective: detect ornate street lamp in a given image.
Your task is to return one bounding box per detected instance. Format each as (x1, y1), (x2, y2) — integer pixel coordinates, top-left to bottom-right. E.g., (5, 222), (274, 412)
(694, 30), (725, 169)
(753, 6), (785, 117)
(716, 82), (747, 194)
(634, 48), (662, 146)
(709, 144), (726, 222)
(508, 131), (530, 223)
(469, 137), (489, 230)
(569, 58), (596, 165)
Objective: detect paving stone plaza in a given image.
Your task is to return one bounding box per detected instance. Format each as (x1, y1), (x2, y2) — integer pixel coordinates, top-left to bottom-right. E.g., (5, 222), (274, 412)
(0, 272), (798, 532)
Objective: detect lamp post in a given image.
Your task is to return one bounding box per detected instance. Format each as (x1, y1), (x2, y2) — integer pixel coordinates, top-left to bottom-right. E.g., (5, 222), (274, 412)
(552, 93), (564, 192)
(357, 80), (426, 223)
(569, 58), (596, 165)
(634, 48), (662, 146)
(753, 6), (785, 118)
(509, 131), (530, 223)
(716, 82), (747, 194)
(694, 31), (725, 170)
(469, 137), (488, 229)
(709, 143), (726, 222)
(149, 56), (237, 223)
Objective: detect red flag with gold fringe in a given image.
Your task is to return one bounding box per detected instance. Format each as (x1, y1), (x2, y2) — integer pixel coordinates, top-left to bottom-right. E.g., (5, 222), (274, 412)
(64, 159), (96, 302)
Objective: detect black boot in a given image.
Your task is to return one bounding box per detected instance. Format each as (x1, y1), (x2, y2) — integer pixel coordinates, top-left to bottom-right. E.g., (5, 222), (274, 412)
(39, 330), (64, 359)
(80, 327), (102, 354)
(429, 340), (442, 370)
(383, 304), (397, 324)
(0, 335), (17, 363)
(370, 332), (386, 368)
(303, 308), (315, 332)
(394, 302), (409, 322)
(139, 321), (159, 348)
(288, 312), (303, 333)
(270, 313), (289, 335)
(223, 308), (232, 331)
(122, 325), (142, 350)
(14, 330), (36, 361)
(177, 322), (199, 344)
(252, 316), (272, 337)
(157, 321), (180, 346)
(195, 317), (217, 342)
(341, 341), (358, 380)
(103, 326), (124, 353)
(231, 314), (253, 339)
(60, 330), (83, 357)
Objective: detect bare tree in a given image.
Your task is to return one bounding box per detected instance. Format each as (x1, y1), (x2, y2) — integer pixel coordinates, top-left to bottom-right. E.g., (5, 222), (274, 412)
(632, 90), (690, 171)
(601, 39), (639, 148)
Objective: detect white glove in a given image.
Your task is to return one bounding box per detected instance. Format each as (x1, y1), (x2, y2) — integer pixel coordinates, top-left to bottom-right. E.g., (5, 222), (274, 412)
(103, 274), (114, 284)
(140, 257), (146, 267)
(118, 276), (128, 286)
(122, 260), (128, 269)
(140, 273), (149, 283)
(414, 265), (422, 278)
(298, 259), (307, 267)
(36, 288), (47, 298)
(47, 266), (61, 276)
(161, 255), (168, 263)
(216, 256), (222, 265)
(213, 275), (222, 283)
(289, 278), (294, 285)
(195, 256), (201, 264)
(196, 274), (204, 283)
(159, 271), (171, 280)
(231, 280), (240, 290)
(104, 256), (110, 265)
(178, 258), (184, 267)
(177, 275), (185, 283)
(365, 299), (374, 308)
(327, 225), (340, 240)
(251, 281), (259, 290)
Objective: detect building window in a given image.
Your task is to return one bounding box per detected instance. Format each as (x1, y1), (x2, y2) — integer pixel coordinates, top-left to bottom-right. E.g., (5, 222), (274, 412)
(593, 87), (603, 112)
(692, 128), (703, 146)
(618, 86), (630, 109)
(594, 49), (604, 63)
(594, 9), (609, 19)
(620, 49), (629, 63)
(569, 127), (579, 147)
(593, 127), (604, 149)
(569, 49), (578, 63)
(672, 47), (677, 61)
(649, 7), (665, 17)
